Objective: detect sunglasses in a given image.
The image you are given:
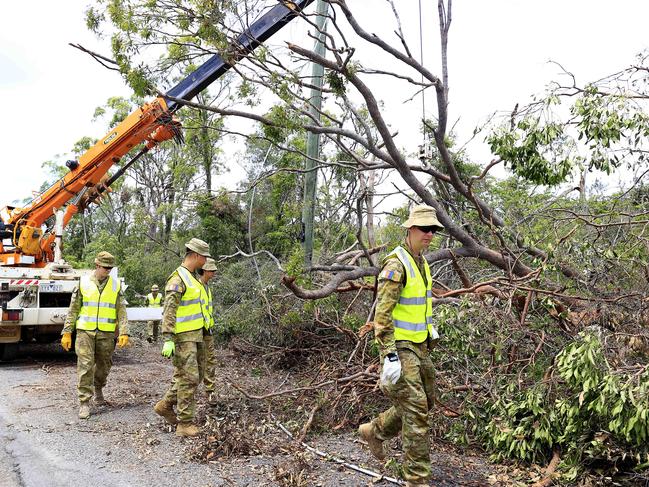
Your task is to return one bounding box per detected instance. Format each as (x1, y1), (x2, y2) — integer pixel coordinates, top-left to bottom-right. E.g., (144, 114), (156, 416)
(413, 225), (438, 234)
(101, 266), (114, 271)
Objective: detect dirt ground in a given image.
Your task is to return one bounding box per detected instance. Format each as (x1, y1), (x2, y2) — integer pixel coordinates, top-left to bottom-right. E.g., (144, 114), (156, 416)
(0, 335), (511, 487)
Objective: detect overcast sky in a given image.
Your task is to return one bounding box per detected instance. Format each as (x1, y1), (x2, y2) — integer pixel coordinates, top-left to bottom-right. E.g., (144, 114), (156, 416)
(2, 1), (649, 206)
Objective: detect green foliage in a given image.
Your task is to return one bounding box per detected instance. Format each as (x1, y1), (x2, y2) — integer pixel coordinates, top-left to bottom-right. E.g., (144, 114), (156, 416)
(72, 136), (97, 155)
(488, 118), (574, 185)
(325, 70), (346, 96)
(262, 105), (303, 144)
(94, 96), (142, 127)
(432, 301), (484, 361)
(87, 0), (238, 96)
(63, 228), (177, 303)
(196, 192), (246, 257)
(574, 85), (649, 168)
(241, 133), (305, 259)
(480, 333), (649, 480)
(342, 313), (364, 332)
(285, 246), (306, 280)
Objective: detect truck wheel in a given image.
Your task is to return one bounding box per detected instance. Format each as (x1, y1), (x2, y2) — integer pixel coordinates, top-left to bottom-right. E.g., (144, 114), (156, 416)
(0, 343), (19, 361)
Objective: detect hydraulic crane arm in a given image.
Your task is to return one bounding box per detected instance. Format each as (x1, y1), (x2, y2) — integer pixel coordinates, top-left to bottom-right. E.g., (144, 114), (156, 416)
(1, 0), (315, 267)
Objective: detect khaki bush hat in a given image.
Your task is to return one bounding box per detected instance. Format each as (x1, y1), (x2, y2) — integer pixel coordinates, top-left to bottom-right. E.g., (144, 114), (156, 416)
(151, 284), (159, 291)
(202, 258), (217, 271)
(185, 237), (211, 257)
(401, 204), (444, 230)
(94, 251), (116, 267)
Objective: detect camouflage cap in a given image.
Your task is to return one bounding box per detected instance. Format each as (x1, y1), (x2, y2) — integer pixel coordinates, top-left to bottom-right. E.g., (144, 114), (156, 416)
(202, 258), (217, 272)
(94, 251), (116, 267)
(185, 237), (211, 257)
(151, 284), (159, 291)
(401, 204), (444, 230)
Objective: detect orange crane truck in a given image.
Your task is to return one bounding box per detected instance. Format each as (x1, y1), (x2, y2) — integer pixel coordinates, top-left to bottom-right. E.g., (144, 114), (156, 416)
(0, 0), (314, 360)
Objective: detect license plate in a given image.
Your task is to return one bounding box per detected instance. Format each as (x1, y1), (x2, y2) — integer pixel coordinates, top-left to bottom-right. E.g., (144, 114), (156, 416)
(40, 283), (63, 292)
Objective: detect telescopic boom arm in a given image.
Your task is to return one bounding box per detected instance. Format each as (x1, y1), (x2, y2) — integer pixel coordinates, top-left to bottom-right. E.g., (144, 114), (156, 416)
(0, 0), (315, 267)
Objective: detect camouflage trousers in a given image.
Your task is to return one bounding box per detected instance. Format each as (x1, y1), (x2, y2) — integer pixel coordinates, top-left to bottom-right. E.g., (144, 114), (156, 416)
(373, 343), (436, 484)
(147, 320), (161, 340)
(203, 333), (216, 393)
(75, 330), (116, 404)
(163, 340), (205, 422)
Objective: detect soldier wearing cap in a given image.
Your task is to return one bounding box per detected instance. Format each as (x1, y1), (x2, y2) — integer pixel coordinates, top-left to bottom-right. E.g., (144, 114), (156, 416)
(197, 258), (217, 403)
(60, 251), (130, 420)
(154, 238), (211, 437)
(145, 284), (162, 343)
(358, 205), (443, 487)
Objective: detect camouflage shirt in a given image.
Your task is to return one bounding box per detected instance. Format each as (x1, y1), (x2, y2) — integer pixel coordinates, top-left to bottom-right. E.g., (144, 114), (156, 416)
(161, 266), (204, 343)
(62, 273), (128, 335)
(374, 242), (431, 359)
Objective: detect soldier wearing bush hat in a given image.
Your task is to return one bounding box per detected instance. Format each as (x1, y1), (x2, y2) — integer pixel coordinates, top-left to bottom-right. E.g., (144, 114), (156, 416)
(146, 284), (162, 343)
(358, 204), (443, 487)
(154, 238), (211, 437)
(400, 204), (444, 230)
(185, 237), (211, 257)
(94, 251), (116, 267)
(198, 258), (218, 403)
(60, 251), (129, 420)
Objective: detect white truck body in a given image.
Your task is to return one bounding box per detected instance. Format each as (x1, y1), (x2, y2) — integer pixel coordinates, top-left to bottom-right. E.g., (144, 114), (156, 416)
(0, 262), (161, 359)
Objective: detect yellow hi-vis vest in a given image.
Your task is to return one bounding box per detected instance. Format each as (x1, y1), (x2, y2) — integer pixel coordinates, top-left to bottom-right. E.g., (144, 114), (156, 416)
(388, 246), (439, 343)
(202, 284), (215, 329)
(174, 266), (208, 333)
(146, 293), (162, 307)
(76, 275), (121, 332)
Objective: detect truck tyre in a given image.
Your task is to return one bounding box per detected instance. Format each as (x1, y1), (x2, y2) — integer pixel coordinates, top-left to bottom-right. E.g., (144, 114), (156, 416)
(0, 343), (19, 361)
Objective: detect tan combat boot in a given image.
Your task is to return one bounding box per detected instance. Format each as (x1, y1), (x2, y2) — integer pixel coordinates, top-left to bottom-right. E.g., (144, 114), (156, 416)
(358, 422), (385, 460)
(405, 482), (429, 487)
(153, 399), (178, 425)
(175, 422), (200, 437)
(94, 388), (110, 406)
(78, 403), (90, 419)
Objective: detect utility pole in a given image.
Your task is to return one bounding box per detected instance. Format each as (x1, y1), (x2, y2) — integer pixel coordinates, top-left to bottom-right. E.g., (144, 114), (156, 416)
(302, 0), (328, 268)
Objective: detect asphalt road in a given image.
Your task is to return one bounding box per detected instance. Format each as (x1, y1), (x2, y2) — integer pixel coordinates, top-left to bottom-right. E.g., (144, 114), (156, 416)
(0, 345), (224, 487)
(0, 342), (497, 487)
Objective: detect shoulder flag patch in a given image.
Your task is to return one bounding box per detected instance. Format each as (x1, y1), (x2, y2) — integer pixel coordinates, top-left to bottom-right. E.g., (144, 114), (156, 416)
(166, 284), (181, 292)
(379, 269), (402, 282)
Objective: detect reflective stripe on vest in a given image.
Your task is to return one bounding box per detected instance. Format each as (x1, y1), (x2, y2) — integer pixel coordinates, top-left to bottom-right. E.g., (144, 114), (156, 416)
(147, 293), (162, 307)
(174, 267), (207, 333)
(389, 246), (439, 343)
(76, 275), (121, 332)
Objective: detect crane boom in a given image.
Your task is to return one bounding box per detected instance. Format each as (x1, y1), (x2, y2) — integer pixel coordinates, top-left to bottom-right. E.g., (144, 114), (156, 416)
(0, 0), (315, 267)
(166, 0), (314, 109)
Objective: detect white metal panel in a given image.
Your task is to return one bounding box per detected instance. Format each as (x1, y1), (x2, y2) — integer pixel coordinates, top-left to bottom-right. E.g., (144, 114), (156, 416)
(7, 307), (162, 325)
(126, 307), (162, 321)
(17, 308), (68, 326)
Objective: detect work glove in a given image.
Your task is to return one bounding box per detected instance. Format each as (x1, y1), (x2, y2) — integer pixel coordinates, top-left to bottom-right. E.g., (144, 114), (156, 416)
(61, 332), (72, 352)
(161, 340), (175, 358)
(117, 335), (129, 348)
(380, 353), (402, 386)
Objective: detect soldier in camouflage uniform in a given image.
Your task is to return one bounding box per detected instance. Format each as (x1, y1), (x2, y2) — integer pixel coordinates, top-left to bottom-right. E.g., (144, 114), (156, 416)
(61, 251), (130, 419)
(153, 238), (210, 437)
(358, 205), (444, 487)
(145, 284), (162, 343)
(198, 258), (218, 403)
